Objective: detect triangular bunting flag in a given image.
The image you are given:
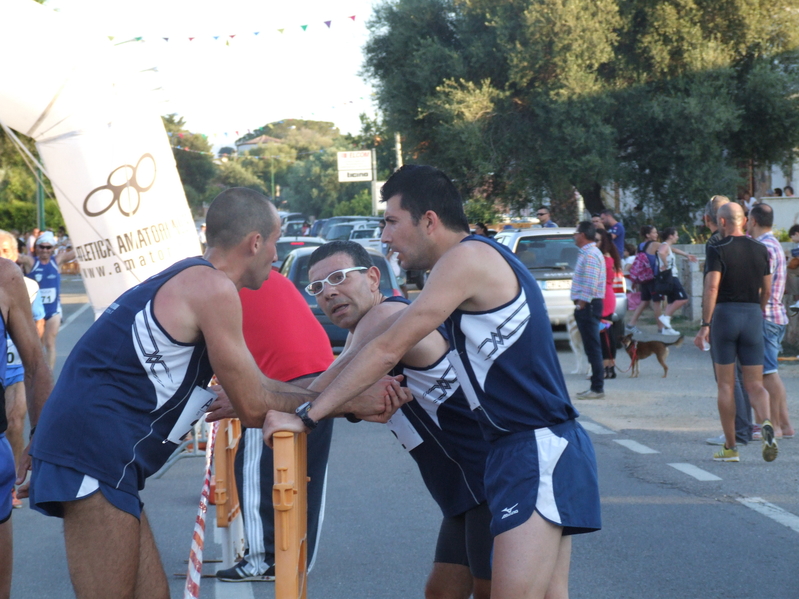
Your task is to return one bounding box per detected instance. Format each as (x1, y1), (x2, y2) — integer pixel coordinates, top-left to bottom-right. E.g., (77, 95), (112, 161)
(324, 21), (331, 28)
(108, 36), (114, 41)
(349, 15), (356, 20)
(278, 28), (284, 34)
(135, 37), (142, 41)
(163, 37), (169, 42)
(254, 31), (260, 35)
(229, 34), (236, 38)
(188, 37), (194, 41)
(301, 25), (308, 31)
(213, 35), (220, 40)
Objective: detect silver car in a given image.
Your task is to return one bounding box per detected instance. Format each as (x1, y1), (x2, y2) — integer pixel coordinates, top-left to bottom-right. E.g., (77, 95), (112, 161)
(493, 227), (627, 340)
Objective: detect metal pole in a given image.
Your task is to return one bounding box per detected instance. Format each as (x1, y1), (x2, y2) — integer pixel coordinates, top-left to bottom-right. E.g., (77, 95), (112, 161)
(37, 167), (45, 229)
(271, 155), (275, 200)
(371, 148), (379, 216)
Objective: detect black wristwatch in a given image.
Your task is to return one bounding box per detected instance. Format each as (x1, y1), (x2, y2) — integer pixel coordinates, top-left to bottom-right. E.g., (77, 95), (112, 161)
(295, 401), (318, 430)
(700, 321), (711, 328)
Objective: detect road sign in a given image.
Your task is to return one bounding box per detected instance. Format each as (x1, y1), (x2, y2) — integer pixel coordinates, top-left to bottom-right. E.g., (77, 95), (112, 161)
(338, 170), (372, 182)
(337, 150), (372, 182)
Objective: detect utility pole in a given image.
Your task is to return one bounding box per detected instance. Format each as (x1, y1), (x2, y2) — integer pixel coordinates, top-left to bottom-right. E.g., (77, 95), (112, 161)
(371, 148), (379, 216)
(37, 167), (45, 229)
(394, 132), (403, 170)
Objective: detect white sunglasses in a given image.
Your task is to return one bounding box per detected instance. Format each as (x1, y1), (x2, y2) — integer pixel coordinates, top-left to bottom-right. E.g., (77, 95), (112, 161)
(305, 267), (368, 296)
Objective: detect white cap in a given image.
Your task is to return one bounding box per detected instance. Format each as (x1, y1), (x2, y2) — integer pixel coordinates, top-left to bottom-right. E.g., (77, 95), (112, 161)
(35, 231), (56, 246)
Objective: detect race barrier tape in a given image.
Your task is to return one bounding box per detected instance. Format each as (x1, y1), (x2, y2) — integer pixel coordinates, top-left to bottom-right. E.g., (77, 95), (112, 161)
(183, 420), (219, 599)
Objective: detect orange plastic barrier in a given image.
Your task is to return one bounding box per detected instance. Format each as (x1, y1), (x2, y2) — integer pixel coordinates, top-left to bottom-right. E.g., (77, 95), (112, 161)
(214, 418), (242, 528)
(273, 431), (309, 599)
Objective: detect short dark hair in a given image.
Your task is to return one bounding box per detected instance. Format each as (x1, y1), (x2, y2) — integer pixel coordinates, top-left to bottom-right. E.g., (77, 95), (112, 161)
(205, 188), (277, 249)
(308, 240), (373, 271)
(537, 207), (550, 214)
(785, 185), (794, 195)
(660, 227), (677, 242)
(789, 224), (799, 236)
(600, 209), (616, 218)
(380, 165), (470, 233)
(749, 203), (774, 228)
(577, 221), (596, 240)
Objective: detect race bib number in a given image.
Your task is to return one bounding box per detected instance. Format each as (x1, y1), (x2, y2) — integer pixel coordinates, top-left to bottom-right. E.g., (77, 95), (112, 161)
(164, 386), (217, 445)
(386, 410), (424, 451)
(39, 287), (56, 304)
(7, 337), (21, 366)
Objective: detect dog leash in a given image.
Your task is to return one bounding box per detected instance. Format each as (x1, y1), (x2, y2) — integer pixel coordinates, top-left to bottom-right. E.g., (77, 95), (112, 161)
(617, 341), (638, 374)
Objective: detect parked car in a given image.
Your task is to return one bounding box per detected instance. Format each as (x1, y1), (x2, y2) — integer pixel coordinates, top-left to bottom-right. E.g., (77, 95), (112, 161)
(319, 216), (382, 240)
(274, 236), (325, 270)
(309, 219), (327, 237)
(492, 227), (627, 342)
(324, 221), (374, 241)
(349, 227), (383, 252)
(279, 246), (403, 349)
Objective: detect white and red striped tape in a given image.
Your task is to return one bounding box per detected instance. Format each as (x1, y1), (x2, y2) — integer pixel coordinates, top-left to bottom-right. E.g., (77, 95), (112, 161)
(183, 420), (219, 599)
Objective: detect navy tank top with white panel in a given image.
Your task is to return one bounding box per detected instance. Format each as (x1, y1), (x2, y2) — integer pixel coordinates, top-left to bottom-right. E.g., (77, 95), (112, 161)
(0, 312), (7, 433)
(32, 257), (216, 494)
(446, 235), (578, 442)
(384, 296), (490, 518)
(27, 258), (61, 319)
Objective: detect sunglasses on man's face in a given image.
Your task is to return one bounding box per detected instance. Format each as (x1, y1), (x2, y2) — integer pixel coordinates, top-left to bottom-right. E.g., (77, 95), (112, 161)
(305, 267), (367, 296)
(38, 245), (53, 250)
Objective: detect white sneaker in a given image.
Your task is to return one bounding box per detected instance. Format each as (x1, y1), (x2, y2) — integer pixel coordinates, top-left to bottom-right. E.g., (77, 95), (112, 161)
(658, 314), (671, 328)
(790, 300), (799, 316)
(662, 326), (680, 335)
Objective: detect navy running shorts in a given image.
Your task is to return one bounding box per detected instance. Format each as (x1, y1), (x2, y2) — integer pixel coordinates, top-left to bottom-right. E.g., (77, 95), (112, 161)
(640, 280), (662, 303)
(29, 458), (143, 520)
(484, 419), (601, 537)
(710, 303), (764, 366)
(1, 434), (15, 524)
(3, 365), (24, 388)
(434, 501), (493, 580)
(665, 278), (688, 304)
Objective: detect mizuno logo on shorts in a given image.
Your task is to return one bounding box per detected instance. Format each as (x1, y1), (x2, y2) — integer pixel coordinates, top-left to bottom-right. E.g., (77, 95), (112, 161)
(501, 504), (519, 519)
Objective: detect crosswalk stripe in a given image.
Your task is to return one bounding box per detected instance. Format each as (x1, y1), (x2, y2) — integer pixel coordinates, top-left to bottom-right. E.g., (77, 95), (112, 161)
(580, 421), (616, 435)
(737, 497), (799, 534)
(667, 463), (721, 481)
(613, 439), (659, 454)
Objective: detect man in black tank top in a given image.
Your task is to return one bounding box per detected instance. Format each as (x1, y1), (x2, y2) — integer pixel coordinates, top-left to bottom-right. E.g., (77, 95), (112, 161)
(694, 202), (776, 463)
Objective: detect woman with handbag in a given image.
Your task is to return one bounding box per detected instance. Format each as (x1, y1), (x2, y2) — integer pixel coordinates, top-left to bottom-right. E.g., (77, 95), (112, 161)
(597, 230), (621, 378)
(656, 227), (697, 335)
(626, 227), (664, 334)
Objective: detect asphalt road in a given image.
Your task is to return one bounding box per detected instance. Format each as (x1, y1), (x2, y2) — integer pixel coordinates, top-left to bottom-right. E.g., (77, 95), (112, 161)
(8, 278), (799, 598)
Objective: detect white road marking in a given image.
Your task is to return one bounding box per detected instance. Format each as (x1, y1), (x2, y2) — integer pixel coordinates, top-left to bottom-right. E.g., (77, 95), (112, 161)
(737, 497), (799, 534)
(613, 439), (659, 454)
(580, 421), (616, 435)
(59, 302), (91, 332)
(667, 463), (721, 481)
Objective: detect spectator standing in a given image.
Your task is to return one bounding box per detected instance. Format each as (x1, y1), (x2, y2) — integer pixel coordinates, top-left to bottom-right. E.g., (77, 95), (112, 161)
(656, 227), (698, 335)
(703, 195), (755, 448)
(535, 208), (558, 228)
(596, 230), (620, 379)
(694, 202), (777, 462)
(474, 222), (490, 236)
(591, 214), (604, 230)
(600, 209), (625, 257)
(25, 228), (40, 256)
(198, 223), (207, 251)
(747, 204), (795, 439)
(571, 221), (606, 398)
(217, 272), (335, 582)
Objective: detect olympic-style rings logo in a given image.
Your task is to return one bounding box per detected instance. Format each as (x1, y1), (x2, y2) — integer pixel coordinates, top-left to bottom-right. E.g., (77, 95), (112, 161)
(83, 154), (157, 217)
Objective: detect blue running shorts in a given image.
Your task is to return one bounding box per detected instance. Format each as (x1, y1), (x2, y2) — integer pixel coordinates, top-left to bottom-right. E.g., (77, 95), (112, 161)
(3, 364), (24, 388)
(484, 419), (601, 537)
(434, 501), (493, 580)
(29, 458), (143, 520)
(1, 434), (15, 524)
(710, 303), (764, 366)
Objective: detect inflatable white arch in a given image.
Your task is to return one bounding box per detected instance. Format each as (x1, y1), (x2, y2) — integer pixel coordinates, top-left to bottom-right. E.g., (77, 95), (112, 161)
(0, 0), (201, 316)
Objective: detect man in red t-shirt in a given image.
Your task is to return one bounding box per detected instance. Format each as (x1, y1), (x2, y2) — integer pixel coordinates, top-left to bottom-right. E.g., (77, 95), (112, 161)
(217, 272), (335, 582)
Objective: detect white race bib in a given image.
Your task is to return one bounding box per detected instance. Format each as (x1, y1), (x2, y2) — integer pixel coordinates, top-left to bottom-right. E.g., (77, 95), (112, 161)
(385, 410), (424, 452)
(39, 287), (56, 305)
(164, 386), (217, 445)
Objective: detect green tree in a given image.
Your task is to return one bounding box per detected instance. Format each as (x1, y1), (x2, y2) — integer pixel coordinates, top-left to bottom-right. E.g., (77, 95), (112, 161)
(363, 0), (799, 225)
(162, 114), (217, 212)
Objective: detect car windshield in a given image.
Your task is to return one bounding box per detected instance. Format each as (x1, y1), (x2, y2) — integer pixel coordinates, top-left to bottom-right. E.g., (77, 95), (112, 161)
(350, 229), (376, 239)
(514, 236), (579, 269)
(326, 224), (355, 240)
(292, 254), (393, 296)
(276, 240), (322, 261)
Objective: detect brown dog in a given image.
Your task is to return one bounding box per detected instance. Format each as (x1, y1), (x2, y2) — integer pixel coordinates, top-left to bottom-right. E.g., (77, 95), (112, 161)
(620, 333), (684, 378)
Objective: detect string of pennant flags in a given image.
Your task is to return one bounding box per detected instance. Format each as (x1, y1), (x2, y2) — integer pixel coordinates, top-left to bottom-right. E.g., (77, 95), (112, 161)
(168, 139), (331, 162)
(109, 15), (358, 45)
